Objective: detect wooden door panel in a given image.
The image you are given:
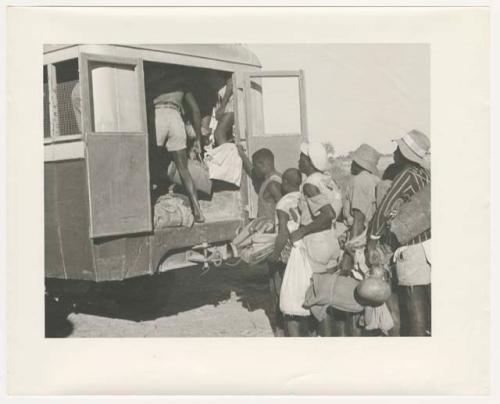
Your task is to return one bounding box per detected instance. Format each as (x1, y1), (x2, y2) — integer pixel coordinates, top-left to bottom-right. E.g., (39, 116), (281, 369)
(79, 53), (152, 238)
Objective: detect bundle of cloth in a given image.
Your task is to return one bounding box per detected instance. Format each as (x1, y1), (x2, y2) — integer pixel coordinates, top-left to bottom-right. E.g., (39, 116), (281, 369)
(231, 217), (277, 266)
(167, 142), (243, 195)
(154, 193), (194, 229)
(204, 143), (243, 187)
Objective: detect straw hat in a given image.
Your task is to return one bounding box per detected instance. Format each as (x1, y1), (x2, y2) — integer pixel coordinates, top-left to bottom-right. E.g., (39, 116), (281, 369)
(349, 143), (381, 175)
(394, 130), (431, 169)
(300, 142), (329, 172)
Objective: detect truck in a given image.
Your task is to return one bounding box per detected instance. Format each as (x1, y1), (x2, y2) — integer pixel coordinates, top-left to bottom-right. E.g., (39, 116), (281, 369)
(43, 44), (308, 316)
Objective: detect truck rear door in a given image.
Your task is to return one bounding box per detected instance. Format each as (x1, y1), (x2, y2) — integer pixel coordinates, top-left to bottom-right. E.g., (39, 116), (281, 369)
(79, 53), (152, 238)
(233, 70), (308, 218)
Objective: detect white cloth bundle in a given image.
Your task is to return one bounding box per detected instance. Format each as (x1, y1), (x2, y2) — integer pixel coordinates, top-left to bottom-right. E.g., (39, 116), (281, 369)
(279, 238), (313, 317)
(204, 143), (243, 187)
(360, 303), (394, 335)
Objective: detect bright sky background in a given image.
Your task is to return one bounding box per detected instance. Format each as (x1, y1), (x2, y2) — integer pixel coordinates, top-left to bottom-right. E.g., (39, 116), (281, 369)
(246, 44), (430, 156)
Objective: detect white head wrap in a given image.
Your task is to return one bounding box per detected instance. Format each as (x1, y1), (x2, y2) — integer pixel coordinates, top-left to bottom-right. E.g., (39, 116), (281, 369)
(300, 141), (329, 172)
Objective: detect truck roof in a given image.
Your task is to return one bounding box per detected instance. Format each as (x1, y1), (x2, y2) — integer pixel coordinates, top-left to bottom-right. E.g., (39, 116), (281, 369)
(43, 44), (262, 68)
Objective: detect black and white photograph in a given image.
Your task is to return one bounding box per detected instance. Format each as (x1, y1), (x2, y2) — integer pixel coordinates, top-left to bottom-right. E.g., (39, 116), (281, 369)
(43, 43), (431, 338)
(4, 3), (493, 397)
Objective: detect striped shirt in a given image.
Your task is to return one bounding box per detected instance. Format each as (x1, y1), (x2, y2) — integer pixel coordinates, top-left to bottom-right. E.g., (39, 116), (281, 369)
(370, 164), (430, 245)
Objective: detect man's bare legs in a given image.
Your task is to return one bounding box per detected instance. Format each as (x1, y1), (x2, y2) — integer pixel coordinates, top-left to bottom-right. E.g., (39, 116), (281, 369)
(170, 149), (205, 223)
(285, 316), (309, 337)
(317, 308), (338, 336)
(214, 112), (234, 147)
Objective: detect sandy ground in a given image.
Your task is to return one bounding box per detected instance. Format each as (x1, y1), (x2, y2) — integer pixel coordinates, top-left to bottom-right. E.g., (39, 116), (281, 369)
(46, 262), (277, 338)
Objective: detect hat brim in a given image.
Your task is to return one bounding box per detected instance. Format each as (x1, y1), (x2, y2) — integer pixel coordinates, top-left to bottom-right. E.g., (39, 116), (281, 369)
(349, 151), (379, 175)
(394, 138), (426, 167)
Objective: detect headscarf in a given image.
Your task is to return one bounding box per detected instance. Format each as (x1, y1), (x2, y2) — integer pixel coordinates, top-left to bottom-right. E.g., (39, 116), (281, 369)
(301, 142), (330, 172)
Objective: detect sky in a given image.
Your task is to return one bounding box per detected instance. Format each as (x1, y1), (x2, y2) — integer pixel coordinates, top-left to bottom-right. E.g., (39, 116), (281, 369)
(246, 44), (430, 156)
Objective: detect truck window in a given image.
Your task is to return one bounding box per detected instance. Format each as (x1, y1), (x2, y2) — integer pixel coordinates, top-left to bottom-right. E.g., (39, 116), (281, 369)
(54, 59), (81, 136)
(43, 58), (82, 142)
(43, 66), (50, 138)
(87, 61), (142, 133)
(256, 77), (302, 136)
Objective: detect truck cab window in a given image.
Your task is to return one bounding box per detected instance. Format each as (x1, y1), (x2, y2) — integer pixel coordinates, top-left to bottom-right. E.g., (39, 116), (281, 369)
(43, 66), (50, 138)
(252, 76), (302, 136)
(55, 59), (80, 136)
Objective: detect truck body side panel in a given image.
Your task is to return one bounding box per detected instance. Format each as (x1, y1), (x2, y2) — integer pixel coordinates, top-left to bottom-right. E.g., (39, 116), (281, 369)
(92, 234), (152, 282)
(45, 159), (96, 281)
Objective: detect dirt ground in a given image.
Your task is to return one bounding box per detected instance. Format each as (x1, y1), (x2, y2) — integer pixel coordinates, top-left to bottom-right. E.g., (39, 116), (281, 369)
(45, 261), (278, 338)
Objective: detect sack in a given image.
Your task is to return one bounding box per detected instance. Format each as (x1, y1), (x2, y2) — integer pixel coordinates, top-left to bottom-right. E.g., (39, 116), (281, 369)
(168, 159), (212, 195)
(239, 233), (276, 265)
(232, 217), (274, 249)
(204, 143), (243, 187)
(390, 183), (431, 244)
(154, 194), (194, 229)
(232, 218), (276, 265)
(302, 229), (340, 273)
(331, 274), (364, 313)
(279, 241), (313, 316)
(303, 272), (363, 321)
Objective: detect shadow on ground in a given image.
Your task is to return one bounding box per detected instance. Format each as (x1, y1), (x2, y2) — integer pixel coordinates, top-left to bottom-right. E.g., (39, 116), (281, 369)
(45, 262), (278, 338)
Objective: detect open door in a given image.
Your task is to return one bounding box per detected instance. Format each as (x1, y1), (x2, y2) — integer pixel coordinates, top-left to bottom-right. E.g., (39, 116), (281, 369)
(79, 53), (152, 238)
(234, 70), (308, 218)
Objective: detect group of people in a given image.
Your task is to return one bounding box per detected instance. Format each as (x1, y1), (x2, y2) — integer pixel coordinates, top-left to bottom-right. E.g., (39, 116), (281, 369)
(68, 62), (431, 338)
(236, 130), (431, 337)
(143, 66), (431, 337)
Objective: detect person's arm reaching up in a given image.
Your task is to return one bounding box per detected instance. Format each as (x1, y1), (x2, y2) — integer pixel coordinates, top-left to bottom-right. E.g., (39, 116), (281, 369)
(184, 92), (202, 144)
(220, 78), (233, 109)
(237, 143), (253, 177)
(216, 78), (233, 120)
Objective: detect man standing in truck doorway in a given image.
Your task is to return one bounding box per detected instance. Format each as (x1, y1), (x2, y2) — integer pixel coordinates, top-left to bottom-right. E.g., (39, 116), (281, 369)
(149, 66), (205, 223)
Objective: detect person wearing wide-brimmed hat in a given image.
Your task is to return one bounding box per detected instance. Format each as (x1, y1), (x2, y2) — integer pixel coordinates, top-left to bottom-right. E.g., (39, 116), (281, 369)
(343, 143), (382, 232)
(367, 129), (431, 336)
(342, 144), (382, 255)
(337, 143), (382, 335)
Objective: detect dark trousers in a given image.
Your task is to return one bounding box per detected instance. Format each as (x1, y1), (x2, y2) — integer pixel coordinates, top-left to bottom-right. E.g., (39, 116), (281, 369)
(398, 284), (431, 336)
(385, 291), (401, 336)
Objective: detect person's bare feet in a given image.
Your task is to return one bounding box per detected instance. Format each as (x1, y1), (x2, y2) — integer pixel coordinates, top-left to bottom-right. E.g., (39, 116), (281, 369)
(194, 210), (205, 223)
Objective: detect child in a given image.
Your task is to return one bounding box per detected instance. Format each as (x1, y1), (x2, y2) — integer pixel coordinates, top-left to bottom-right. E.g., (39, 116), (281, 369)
(268, 168), (308, 337)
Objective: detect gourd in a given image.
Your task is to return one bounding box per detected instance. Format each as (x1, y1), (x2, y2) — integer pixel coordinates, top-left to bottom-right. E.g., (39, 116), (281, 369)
(356, 266), (391, 307)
